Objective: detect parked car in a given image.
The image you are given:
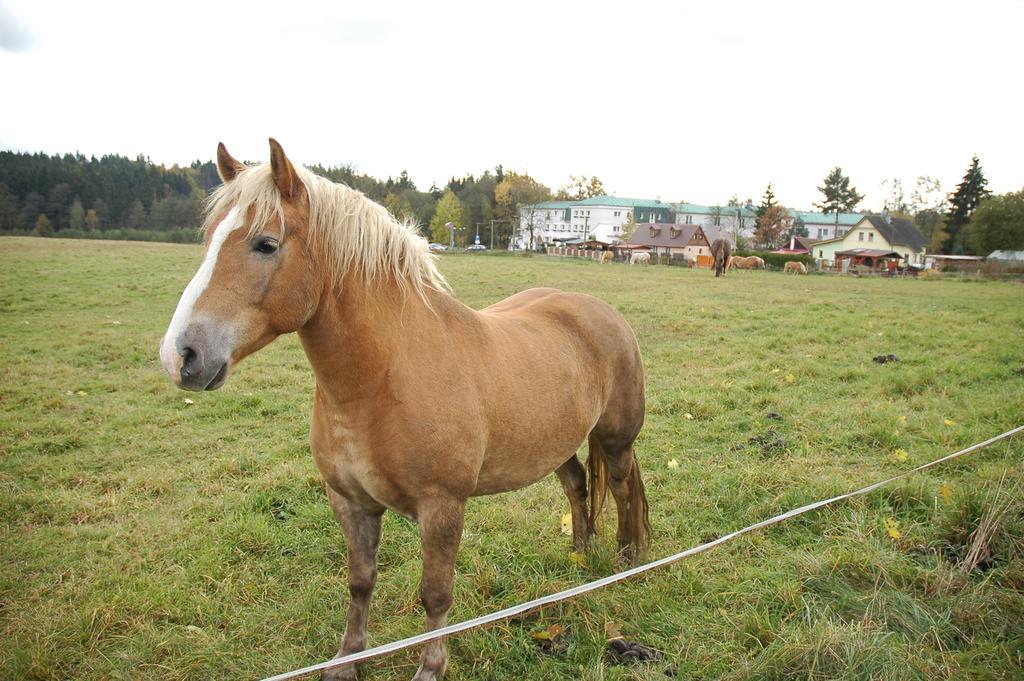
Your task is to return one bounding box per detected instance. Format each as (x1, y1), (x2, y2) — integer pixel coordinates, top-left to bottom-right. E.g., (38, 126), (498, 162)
(428, 243), (448, 253)
(466, 244), (487, 252)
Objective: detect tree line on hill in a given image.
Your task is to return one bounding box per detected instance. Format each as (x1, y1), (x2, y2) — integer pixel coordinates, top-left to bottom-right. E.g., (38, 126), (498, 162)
(0, 150), (1020, 255)
(0, 150), (608, 249)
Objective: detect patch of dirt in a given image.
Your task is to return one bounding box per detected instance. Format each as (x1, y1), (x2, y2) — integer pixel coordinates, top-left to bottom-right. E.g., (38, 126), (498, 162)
(743, 431), (787, 457)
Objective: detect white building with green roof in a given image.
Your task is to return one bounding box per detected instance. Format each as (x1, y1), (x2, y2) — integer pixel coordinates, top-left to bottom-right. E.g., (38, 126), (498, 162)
(514, 195), (867, 250)
(514, 195), (673, 249)
(672, 202), (757, 242)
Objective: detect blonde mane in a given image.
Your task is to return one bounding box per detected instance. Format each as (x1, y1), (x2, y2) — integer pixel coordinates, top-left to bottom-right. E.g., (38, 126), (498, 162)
(202, 163), (448, 299)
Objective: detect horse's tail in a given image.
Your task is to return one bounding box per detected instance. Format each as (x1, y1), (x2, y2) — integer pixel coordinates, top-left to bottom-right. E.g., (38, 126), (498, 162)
(587, 434), (652, 553)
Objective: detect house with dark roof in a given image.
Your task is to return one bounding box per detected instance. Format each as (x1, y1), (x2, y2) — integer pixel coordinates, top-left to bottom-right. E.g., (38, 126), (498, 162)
(774, 235), (821, 255)
(810, 215), (928, 266)
(626, 223), (712, 262)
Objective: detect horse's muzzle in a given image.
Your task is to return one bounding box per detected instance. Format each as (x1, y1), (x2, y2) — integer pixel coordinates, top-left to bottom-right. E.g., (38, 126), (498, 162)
(161, 323), (232, 391)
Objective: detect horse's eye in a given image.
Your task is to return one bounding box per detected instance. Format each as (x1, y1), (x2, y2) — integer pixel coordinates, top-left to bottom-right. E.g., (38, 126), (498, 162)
(253, 236), (279, 255)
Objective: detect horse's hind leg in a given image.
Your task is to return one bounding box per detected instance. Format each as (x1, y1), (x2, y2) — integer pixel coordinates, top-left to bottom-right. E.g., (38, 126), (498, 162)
(556, 455), (593, 552)
(589, 434), (651, 563)
(324, 488), (384, 681)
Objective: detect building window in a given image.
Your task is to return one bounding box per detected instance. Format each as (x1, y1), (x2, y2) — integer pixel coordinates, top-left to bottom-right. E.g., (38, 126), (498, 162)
(859, 231), (864, 241)
(685, 215), (693, 224)
(868, 232), (874, 242)
(819, 249), (823, 258)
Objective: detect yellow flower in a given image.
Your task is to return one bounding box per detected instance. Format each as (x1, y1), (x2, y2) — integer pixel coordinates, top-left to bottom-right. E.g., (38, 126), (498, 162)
(785, 374), (796, 384)
(667, 458), (679, 469)
(569, 551), (586, 566)
(939, 482), (954, 502)
(898, 415), (907, 424)
(944, 418), (955, 427)
(560, 512), (573, 535)
(883, 517), (901, 540)
(894, 448), (909, 463)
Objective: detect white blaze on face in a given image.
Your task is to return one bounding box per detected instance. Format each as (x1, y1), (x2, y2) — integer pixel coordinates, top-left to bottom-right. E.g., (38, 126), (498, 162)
(159, 207), (244, 378)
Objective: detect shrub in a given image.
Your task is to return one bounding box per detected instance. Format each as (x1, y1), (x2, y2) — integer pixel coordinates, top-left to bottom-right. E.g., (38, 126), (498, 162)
(735, 250), (815, 270)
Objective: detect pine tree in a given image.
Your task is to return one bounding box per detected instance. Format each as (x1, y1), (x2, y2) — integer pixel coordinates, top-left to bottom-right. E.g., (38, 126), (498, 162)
(814, 167), (863, 228)
(942, 156), (989, 254)
(756, 183), (777, 220)
(0, 184), (19, 230)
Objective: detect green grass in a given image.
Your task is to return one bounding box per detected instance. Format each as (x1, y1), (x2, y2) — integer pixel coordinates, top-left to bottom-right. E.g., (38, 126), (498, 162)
(2, 237), (1023, 680)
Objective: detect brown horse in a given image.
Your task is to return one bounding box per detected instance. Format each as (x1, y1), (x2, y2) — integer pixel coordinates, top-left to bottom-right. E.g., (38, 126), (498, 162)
(159, 140), (651, 681)
(728, 255), (765, 271)
(710, 238), (732, 277)
(784, 260), (808, 274)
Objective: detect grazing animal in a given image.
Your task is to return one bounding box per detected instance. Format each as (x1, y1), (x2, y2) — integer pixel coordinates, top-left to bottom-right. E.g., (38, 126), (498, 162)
(710, 238), (732, 277)
(728, 255), (765, 271)
(630, 251), (651, 265)
(601, 250), (614, 264)
(784, 261), (808, 274)
(159, 140), (651, 681)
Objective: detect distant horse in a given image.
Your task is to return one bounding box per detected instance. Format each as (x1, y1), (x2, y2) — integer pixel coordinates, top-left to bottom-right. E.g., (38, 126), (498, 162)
(728, 255), (765, 271)
(784, 261), (808, 274)
(601, 250), (614, 264)
(630, 251), (651, 265)
(159, 140), (651, 681)
(710, 238), (732, 277)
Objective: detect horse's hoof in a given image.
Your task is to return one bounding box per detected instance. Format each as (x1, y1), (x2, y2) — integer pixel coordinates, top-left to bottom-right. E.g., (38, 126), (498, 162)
(322, 664), (359, 681)
(410, 658), (448, 680)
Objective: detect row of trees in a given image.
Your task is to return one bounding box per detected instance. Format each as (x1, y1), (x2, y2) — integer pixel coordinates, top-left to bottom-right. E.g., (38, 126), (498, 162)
(748, 158), (1021, 255)
(0, 149), (608, 250)
(2, 150), (1019, 255)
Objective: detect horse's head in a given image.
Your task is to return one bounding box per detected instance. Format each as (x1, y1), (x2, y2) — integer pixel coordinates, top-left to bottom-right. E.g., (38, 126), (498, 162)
(159, 139), (322, 391)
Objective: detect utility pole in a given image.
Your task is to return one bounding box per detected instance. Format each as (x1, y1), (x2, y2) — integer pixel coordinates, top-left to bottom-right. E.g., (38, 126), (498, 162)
(490, 219), (496, 250)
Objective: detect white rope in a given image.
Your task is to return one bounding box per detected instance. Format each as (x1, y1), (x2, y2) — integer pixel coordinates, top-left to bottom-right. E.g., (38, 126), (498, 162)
(261, 425), (1024, 681)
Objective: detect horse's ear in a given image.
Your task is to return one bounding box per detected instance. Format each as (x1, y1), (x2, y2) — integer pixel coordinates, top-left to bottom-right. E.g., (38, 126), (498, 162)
(269, 138), (301, 200)
(216, 142), (245, 183)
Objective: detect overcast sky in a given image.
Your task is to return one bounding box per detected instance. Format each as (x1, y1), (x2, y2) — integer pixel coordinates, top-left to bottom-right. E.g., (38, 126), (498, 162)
(2, 0), (1022, 210)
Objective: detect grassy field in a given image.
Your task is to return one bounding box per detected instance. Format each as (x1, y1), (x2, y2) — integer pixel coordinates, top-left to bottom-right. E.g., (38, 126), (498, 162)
(2, 236), (1023, 681)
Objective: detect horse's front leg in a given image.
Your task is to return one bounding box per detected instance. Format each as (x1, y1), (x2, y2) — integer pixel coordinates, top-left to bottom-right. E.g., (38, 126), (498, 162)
(412, 496), (466, 681)
(323, 488), (383, 681)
